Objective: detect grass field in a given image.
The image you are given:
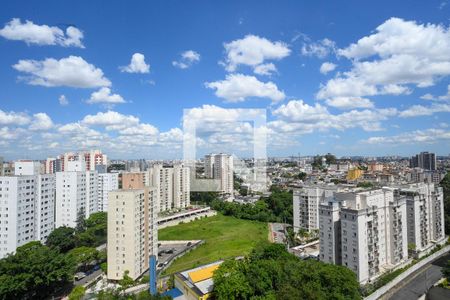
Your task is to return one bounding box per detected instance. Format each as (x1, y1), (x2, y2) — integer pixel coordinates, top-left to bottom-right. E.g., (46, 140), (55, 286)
(158, 214), (268, 274)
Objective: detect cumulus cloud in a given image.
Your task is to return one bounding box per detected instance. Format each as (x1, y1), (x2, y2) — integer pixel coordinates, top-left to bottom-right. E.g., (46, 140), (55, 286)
(13, 56), (111, 88)
(59, 95), (69, 106)
(317, 18), (450, 108)
(172, 50), (200, 69)
(253, 63), (277, 76)
(29, 113), (54, 131)
(222, 35), (290, 73)
(272, 99), (396, 133)
(81, 111), (139, 129)
(364, 128), (450, 145)
(399, 103), (450, 117)
(0, 109), (30, 125)
(301, 38), (336, 58)
(86, 87), (126, 105)
(325, 97), (374, 109)
(205, 73), (285, 102)
(0, 18), (84, 47)
(319, 62), (337, 74)
(120, 53), (150, 73)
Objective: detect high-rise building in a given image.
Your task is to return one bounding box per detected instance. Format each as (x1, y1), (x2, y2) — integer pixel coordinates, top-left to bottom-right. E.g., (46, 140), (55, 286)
(0, 157), (3, 176)
(14, 160), (42, 176)
(121, 172), (146, 190)
(293, 185), (348, 233)
(410, 152), (436, 171)
(146, 164), (190, 212)
(107, 187), (158, 281)
(45, 150), (107, 173)
(204, 154), (233, 195)
(0, 163), (56, 259)
(394, 183), (445, 254)
(97, 173), (119, 212)
(319, 188), (409, 284)
(55, 162), (98, 228)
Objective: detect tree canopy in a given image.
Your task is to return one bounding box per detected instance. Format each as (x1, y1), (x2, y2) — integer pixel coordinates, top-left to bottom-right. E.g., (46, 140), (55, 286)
(0, 242), (75, 300)
(213, 243), (361, 300)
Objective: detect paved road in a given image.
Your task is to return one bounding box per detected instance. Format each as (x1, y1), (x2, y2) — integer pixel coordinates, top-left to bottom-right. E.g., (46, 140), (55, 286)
(270, 223), (287, 244)
(387, 252), (450, 300)
(75, 269), (102, 286)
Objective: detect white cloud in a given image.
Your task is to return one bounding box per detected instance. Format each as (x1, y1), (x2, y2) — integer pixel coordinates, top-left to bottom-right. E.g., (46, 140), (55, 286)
(253, 63), (277, 76)
(81, 111), (139, 129)
(120, 53), (150, 73)
(399, 103), (450, 117)
(222, 35), (290, 72)
(119, 123), (158, 136)
(13, 56), (111, 88)
(172, 50), (200, 69)
(364, 128), (450, 145)
(271, 99), (397, 133)
(205, 73), (285, 102)
(318, 18), (450, 107)
(319, 62), (337, 74)
(301, 38), (336, 58)
(325, 97), (374, 109)
(59, 95), (69, 106)
(29, 113), (53, 131)
(0, 110), (30, 125)
(86, 87), (126, 105)
(0, 18), (84, 47)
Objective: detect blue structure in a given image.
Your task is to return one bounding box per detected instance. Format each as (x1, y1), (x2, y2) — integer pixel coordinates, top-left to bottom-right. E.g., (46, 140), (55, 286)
(149, 255), (157, 295)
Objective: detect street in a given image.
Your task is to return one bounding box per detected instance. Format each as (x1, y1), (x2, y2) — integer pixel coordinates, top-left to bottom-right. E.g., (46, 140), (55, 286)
(386, 252), (450, 300)
(269, 223), (288, 244)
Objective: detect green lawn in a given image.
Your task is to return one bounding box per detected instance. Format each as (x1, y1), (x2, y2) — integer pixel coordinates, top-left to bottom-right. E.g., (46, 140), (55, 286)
(158, 214), (268, 274)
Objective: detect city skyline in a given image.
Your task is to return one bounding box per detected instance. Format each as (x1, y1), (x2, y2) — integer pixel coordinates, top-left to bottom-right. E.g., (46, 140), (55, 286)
(1, 1), (450, 160)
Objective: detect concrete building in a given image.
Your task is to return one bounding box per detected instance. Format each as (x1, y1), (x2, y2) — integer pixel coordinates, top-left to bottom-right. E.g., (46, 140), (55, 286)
(122, 172), (146, 190)
(107, 187), (158, 281)
(293, 185), (347, 233)
(0, 170), (56, 258)
(14, 160), (41, 176)
(204, 154), (233, 195)
(46, 150), (107, 173)
(97, 173), (119, 212)
(319, 188), (409, 283)
(406, 169), (445, 184)
(394, 183), (446, 254)
(146, 164), (190, 212)
(55, 162), (98, 228)
(0, 156), (4, 176)
(410, 152), (436, 171)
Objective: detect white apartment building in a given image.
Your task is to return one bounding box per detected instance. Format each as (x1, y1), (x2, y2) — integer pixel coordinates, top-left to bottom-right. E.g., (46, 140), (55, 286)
(46, 149), (107, 173)
(319, 188), (409, 284)
(97, 173), (119, 212)
(204, 154), (234, 195)
(107, 187), (158, 281)
(0, 170), (56, 258)
(55, 162), (98, 228)
(14, 160), (42, 176)
(147, 164), (190, 212)
(293, 185), (347, 233)
(395, 183), (446, 254)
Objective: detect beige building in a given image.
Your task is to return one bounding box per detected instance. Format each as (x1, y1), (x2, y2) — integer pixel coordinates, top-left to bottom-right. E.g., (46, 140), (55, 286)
(121, 172), (146, 189)
(107, 187), (158, 281)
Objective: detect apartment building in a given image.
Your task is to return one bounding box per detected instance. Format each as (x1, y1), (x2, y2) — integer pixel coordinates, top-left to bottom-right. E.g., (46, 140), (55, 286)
(204, 154), (234, 195)
(394, 183), (446, 254)
(14, 160), (42, 176)
(293, 185), (346, 233)
(107, 187), (158, 281)
(0, 170), (56, 258)
(97, 173), (119, 212)
(410, 152), (436, 171)
(55, 162), (98, 228)
(319, 188), (408, 284)
(46, 150), (107, 173)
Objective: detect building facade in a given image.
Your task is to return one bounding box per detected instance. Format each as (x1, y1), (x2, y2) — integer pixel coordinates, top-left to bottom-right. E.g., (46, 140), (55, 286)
(204, 154), (234, 195)
(97, 173), (119, 212)
(410, 152), (436, 171)
(107, 187), (158, 281)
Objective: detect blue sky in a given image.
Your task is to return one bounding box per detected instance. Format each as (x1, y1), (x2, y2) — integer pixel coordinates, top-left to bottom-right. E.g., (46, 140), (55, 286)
(1, 0), (450, 160)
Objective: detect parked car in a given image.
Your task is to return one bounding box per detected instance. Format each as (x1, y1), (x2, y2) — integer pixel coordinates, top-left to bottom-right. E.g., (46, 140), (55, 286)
(74, 272), (86, 281)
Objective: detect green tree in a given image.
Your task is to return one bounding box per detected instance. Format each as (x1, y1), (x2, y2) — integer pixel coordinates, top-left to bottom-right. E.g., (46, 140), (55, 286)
(68, 286), (86, 300)
(0, 242), (75, 300)
(68, 247), (100, 271)
(442, 260), (450, 282)
(440, 172), (450, 234)
(46, 226), (78, 252)
(76, 207), (87, 233)
(119, 270), (134, 290)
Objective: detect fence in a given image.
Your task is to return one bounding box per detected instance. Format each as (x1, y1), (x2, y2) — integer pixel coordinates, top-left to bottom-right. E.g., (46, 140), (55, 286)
(364, 245), (450, 300)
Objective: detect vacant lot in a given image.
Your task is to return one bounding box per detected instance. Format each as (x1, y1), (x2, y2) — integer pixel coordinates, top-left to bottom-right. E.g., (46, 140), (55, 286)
(158, 214), (268, 274)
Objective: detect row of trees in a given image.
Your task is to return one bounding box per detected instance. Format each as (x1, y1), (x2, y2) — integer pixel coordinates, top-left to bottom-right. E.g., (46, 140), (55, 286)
(0, 212), (108, 300)
(213, 242), (361, 300)
(441, 172), (450, 234)
(209, 186), (293, 223)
